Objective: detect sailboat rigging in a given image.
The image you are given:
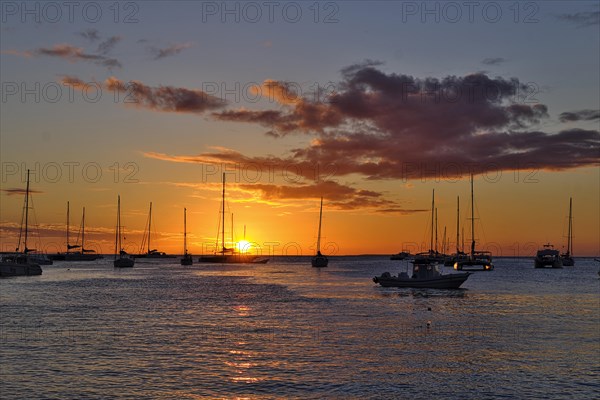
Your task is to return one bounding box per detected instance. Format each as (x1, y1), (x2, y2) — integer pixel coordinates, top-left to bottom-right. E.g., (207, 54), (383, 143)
(199, 173), (261, 263)
(560, 198), (575, 266)
(114, 195), (134, 268)
(0, 170), (44, 276)
(454, 174), (493, 271)
(180, 207), (193, 265)
(311, 197), (328, 268)
(136, 202), (175, 258)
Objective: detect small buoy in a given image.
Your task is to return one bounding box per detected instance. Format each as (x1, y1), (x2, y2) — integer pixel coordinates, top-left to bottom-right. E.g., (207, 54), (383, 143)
(427, 307), (432, 311)
(427, 321), (431, 329)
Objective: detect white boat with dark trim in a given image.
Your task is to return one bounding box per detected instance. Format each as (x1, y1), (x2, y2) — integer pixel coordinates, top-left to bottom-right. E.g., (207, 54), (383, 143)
(373, 261), (470, 289)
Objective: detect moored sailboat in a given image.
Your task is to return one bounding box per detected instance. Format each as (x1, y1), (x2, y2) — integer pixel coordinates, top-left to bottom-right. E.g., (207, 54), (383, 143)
(0, 170), (43, 277)
(198, 174), (259, 263)
(413, 190), (445, 264)
(51, 202), (101, 261)
(311, 197), (328, 268)
(560, 197), (575, 266)
(180, 208), (193, 266)
(454, 174), (493, 271)
(114, 195), (134, 268)
(135, 202), (176, 258)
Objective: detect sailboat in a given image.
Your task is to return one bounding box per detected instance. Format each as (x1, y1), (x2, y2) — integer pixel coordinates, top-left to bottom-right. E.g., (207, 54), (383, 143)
(454, 174), (493, 271)
(444, 196), (468, 266)
(0, 169), (43, 276)
(114, 195), (134, 268)
(560, 198), (575, 266)
(311, 197), (328, 268)
(199, 173), (259, 263)
(135, 202), (175, 258)
(180, 208), (193, 266)
(413, 190), (445, 264)
(51, 203), (101, 261)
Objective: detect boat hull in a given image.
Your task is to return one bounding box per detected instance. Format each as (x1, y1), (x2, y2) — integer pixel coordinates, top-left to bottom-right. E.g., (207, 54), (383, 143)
(534, 258), (563, 268)
(454, 260), (493, 271)
(373, 273), (470, 289)
(560, 256), (574, 267)
(114, 258), (135, 268)
(198, 254), (259, 263)
(180, 255), (193, 266)
(311, 255), (328, 268)
(0, 262), (43, 277)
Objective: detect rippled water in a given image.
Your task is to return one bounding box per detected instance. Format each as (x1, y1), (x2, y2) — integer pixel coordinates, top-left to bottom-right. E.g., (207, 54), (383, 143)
(1, 257), (599, 399)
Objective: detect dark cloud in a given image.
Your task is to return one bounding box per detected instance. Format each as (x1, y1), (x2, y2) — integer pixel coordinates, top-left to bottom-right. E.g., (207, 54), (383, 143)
(97, 36), (122, 55)
(78, 28), (100, 42)
(3, 188), (43, 196)
(482, 57), (506, 66)
(557, 10), (600, 27)
(104, 77), (226, 114)
(136, 63), (598, 184)
(559, 109), (600, 122)
(34, 44), (121, 69)
(148, 42), (193, 59)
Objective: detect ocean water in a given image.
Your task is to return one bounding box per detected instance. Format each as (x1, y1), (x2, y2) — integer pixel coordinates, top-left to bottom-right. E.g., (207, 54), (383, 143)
(1, 257), (598, 399)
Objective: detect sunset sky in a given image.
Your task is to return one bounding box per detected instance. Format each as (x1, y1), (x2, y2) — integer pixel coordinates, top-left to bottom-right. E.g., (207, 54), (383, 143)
(1, 1), (599, 256)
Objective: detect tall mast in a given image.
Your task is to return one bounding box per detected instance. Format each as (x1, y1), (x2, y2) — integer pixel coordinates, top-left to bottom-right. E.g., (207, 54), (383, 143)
(430, 190), (434, 252)
(81, 207), (86, 251)
(148, 202), (152, 254)
(442, 226), (447, 255)
(435, 208), (438, 253)
(183, 208), (187, 255)
(66, 201), (70, 253)
(231, 213), (234, 251)
(24, 169), (30, 253)
(456, 196), (460, 254)
(470, 173), (475, 257)
(316, 197), (323, 253)
(222, 173), (226, 253)
(568, 197), (573, 255)
(115, 195), (120, 259)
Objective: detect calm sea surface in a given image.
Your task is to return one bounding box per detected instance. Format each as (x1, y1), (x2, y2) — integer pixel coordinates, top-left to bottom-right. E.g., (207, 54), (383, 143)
(1, 257), (599, 399)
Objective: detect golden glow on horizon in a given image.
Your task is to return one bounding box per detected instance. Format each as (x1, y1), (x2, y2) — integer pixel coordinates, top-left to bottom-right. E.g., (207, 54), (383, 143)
(0, 168), (598, 256)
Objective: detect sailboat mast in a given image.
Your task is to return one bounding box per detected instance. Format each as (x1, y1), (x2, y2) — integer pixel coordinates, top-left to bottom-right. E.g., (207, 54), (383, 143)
(435, 208), (438, 253)
(470, 173), (475, 257)
(183, 208), (187, 255)
(442, 226), (447, 255)
(222, 173), (226, 252)
(231, 213), (234, 250)
(148, 202), (152, 254)
(430, 190), (434, 252)
(66, 201), (70, 253)
(568, 197), (573, 255)
(316, 197), (323, 253)
(81, 207), (86, 251)
(456, 196), (460, 253)
(115, 195), (119, 259)
(24, 169), (30, 253)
